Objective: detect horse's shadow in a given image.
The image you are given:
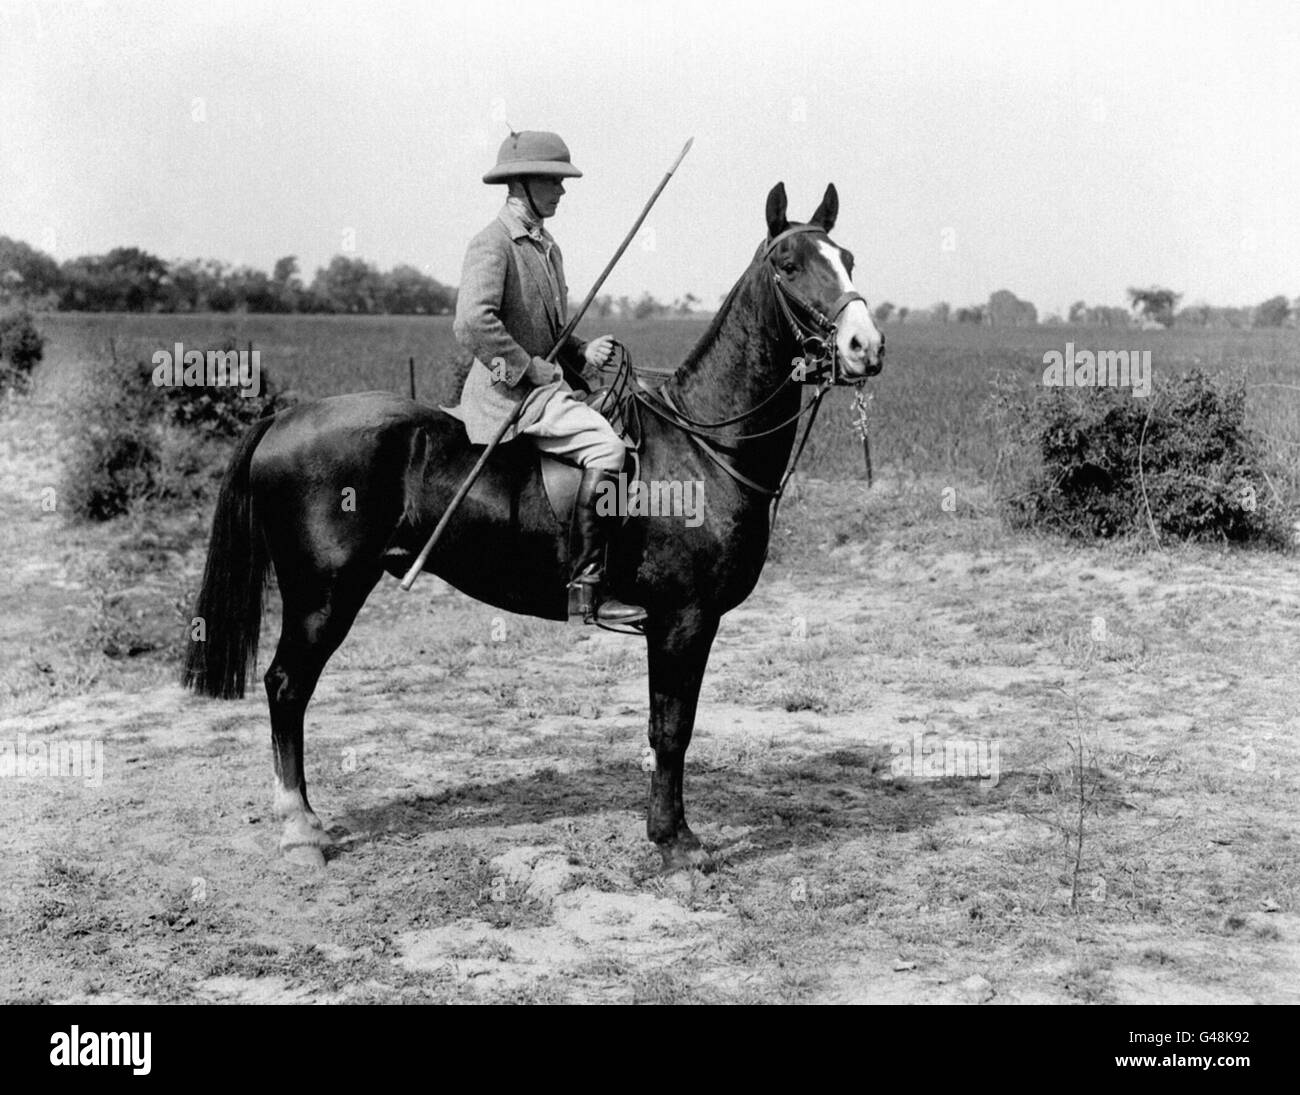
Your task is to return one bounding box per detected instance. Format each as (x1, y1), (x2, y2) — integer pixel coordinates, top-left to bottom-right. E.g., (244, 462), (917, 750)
(329, 744), (1018, 868)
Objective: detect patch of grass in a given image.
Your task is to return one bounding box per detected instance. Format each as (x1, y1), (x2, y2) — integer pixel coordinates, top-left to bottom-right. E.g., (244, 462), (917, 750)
(484, 976), (574, 1005)
(630, 966), (716, 1004)
(1061, 955), (1115, 1003)
(445, 938), (514, 962)
(570, 956), (633, 980)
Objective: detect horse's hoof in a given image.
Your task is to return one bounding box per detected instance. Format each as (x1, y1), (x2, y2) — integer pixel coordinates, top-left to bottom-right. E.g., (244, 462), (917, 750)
(280, 816), (330, 868)
(281, 842), (327, 869)
(659, 842), (716, 874)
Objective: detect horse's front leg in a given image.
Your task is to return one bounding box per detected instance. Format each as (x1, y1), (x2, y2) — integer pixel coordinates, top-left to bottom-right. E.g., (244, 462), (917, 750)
(645, 610), (719, 871)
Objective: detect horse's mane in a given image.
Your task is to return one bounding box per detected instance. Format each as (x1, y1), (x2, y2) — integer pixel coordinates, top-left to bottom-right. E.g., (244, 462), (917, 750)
(664, 249), (765, 388)
(665, 223), (815, 388)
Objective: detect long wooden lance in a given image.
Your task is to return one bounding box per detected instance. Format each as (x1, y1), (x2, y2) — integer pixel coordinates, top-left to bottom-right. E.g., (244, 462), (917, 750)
(400, 137), (694, 591)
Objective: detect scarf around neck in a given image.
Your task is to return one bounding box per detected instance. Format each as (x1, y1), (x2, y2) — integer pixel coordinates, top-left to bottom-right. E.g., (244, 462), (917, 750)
(506, 194), (550, 243)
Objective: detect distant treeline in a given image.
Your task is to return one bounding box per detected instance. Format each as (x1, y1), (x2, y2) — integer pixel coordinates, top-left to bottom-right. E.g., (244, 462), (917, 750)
(0, 236), (455, 315)
(872, 286), (1299, 330)
(0, 234), (714, 319)
(3, 233), (1296, 328)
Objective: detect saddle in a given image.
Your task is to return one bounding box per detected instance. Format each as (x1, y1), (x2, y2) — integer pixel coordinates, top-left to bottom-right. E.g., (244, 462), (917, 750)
(437, 384), (641, 530)
(535, 387), (640, 527)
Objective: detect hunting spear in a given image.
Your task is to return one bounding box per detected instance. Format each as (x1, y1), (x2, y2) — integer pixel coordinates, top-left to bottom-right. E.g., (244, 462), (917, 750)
(400, 137), (694, 591)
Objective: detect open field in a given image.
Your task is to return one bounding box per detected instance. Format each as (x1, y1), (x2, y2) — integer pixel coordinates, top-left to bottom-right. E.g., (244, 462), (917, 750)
(37, 311), (1300, 488)
(2, 314), (1299, 1003)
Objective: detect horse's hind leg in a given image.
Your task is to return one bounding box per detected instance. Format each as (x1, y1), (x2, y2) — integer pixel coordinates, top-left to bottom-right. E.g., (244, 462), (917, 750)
(266, 564), (380, 867)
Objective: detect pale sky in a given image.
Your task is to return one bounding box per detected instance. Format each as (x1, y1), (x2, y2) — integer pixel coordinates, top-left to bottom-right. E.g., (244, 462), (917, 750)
(2, 0), (1297, 316)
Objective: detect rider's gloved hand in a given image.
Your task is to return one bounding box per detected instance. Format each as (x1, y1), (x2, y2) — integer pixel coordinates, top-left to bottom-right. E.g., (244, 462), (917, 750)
(583, 336), (617, 369)
(525, 357), (562, 386)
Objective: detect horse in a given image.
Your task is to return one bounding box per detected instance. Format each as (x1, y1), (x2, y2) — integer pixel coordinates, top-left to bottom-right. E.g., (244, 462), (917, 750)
(182, 181), (885, 870)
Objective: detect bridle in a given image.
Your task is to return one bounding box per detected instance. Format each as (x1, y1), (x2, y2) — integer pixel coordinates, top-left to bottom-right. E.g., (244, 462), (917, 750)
(600, 223), (878, 512)
(761, 224), (872, 388)
(579, 220), (880, 632)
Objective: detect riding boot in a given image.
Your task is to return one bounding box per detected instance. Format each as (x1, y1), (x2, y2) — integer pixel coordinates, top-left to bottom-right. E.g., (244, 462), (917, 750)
(569, 468), (647, 626)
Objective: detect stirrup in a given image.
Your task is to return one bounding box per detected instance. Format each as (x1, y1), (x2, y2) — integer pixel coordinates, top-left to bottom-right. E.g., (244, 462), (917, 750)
(567, 578), (596, 623)
(567, 577), (647, 628)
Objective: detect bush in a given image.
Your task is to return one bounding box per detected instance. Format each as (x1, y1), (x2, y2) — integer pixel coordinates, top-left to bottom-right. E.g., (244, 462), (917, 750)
(992, 370), (1290, 544)
(148, 337), (293, 437)
(61, 341), (293, 521)
(0, 308), (44, 392)
(60, 358), (161, 521)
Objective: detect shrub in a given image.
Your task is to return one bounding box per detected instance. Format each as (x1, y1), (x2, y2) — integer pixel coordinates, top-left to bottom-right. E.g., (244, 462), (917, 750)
(60, 357), (161, 521)
(61, 340), (294, 521)
(991, 370), (1290, 544)
(147, 338), (293, 437)
(0, 308), (44, 392)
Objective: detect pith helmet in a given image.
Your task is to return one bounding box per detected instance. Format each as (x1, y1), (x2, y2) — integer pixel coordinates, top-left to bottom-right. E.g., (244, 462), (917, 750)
(483, 130), (583, 183)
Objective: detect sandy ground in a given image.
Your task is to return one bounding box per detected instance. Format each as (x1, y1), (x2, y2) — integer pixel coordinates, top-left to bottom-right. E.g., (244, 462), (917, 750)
(2, 392), (1299, 1005)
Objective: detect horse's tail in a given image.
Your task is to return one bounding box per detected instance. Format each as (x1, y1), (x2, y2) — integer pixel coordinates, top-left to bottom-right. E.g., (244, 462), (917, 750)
(182, 416), (276, 699)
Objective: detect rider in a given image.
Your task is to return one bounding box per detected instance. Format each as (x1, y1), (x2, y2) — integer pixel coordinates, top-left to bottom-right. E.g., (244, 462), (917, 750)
(449, 130), (646, 626)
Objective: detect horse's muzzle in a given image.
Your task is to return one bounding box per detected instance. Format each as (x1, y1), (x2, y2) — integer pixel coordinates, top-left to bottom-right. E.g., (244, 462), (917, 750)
(862, 333), (886, 376)
(839, 329), (884, 380)
(843, 344), (884, 380)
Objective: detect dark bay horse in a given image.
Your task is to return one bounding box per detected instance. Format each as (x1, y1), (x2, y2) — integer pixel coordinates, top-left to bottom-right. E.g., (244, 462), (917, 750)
(183, 182), (884, 869)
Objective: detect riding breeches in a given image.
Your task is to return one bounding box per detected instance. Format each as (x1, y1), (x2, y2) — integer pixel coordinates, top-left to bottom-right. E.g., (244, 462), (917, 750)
(518, 389), (625, 471)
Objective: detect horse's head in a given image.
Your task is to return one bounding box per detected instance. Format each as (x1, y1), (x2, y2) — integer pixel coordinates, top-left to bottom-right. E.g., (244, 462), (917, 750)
(760, 182), (885, 379)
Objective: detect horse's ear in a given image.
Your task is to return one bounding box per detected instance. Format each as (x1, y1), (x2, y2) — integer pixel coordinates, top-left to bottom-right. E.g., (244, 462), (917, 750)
(810, 183), (838, 232)
(766, 182), (789, 238)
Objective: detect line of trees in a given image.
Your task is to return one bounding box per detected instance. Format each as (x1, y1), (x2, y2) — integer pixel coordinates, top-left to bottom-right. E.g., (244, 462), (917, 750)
(591, 292), (703, 319)
(876, 286), (1300, 330)
(0, 236), (456, 315)
(6, 231), (1298, 330)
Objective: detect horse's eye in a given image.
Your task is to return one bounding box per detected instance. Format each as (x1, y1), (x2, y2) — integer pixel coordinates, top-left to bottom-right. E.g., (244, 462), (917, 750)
(780, 260), (798, 275)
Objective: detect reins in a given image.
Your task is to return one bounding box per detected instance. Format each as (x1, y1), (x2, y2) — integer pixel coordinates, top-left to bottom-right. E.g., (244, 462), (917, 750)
(603, 224), (868, 523)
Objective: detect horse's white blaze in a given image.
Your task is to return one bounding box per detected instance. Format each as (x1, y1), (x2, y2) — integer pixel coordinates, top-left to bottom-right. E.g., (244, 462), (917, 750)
(816, 240), (882, 371)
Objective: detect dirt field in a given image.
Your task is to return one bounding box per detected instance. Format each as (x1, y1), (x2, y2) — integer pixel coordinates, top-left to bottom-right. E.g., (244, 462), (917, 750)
(4, 369), (1299, 1006)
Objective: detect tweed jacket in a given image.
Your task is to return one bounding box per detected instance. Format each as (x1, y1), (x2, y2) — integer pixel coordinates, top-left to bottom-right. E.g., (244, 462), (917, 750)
(445, 204), (591, 443)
